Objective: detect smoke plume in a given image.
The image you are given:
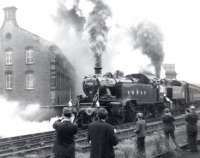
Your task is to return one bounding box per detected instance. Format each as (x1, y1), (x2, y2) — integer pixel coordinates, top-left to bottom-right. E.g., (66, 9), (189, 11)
(132, 22), (164, 78)
(53, 0), (94, 94)
(86, 0), (112, 74)
(55, 0), (85, 32)
(53, 0), (112, 93)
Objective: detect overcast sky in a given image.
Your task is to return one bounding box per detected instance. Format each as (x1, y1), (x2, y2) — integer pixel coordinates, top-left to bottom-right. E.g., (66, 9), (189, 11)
(0, 0), (200, 84)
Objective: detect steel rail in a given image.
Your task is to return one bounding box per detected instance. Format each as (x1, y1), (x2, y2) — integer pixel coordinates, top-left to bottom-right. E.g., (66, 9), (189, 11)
(0, 112), (198, 157)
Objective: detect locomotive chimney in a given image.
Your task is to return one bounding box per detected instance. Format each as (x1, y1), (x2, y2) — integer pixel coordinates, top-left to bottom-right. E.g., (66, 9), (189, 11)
(2, 6), (18, 26)
(94, 67), (102, 75)
(94, 54), (102, 75)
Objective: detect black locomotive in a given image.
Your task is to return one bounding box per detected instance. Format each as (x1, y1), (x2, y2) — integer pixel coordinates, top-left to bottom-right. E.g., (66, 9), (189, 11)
(75, 71), (200, 127)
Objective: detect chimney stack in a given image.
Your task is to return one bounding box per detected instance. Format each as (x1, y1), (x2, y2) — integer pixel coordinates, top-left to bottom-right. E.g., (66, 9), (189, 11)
(94, 67), (102, 75)
(94, 54), (102, 75)
(3, 6), (17, 26)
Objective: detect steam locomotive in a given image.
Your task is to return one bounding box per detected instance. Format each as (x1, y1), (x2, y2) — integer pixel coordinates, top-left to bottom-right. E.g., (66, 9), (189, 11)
(75, 71), (200, 127)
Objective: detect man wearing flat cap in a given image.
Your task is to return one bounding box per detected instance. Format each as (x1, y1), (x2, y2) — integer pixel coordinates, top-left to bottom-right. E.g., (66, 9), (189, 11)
(53, 107), (78, 158)
(135, 112), (146, 156)
(162, 108), (180, 150)
(185, 105), (199, 152)
(88, 108), (118, 158)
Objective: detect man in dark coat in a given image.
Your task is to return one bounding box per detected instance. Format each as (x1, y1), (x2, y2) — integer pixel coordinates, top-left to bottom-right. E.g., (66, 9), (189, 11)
(162, 108), (180, 150)
(185, 105), (199, 152)
(53, 107), (78, 158)
(88, 108), (118, 158)
(135, 112), (146, 157)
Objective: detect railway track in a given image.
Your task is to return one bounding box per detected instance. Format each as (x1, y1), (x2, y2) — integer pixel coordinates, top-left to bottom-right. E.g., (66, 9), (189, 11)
(0, 112), (198, 158)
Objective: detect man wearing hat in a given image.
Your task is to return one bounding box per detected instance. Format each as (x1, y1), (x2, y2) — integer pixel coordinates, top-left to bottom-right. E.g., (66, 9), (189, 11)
(185, 105), (199, 152)
(88, 108), (118, 158)
(53, 107), (78, 158)
(135, 112), (146, 156)
(162, 108), (180, 150)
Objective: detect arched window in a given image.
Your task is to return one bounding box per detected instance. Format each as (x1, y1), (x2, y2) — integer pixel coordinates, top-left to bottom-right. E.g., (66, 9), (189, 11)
(25, 47), (34, 64)
(5, 49), (13, 65)
(25, 71), (34, 89)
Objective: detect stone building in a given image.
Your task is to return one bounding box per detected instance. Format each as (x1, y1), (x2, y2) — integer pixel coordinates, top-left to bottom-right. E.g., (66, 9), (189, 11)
(0, 7), (75, 106)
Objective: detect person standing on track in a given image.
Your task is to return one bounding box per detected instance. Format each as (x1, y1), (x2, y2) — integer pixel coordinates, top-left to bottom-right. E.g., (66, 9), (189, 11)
(185, 105), (199, 152)
(135, 112), (146, 157)
(52, 107), (78, 158)
(162, 108), (180, 151)
(88, 108), (118, 158)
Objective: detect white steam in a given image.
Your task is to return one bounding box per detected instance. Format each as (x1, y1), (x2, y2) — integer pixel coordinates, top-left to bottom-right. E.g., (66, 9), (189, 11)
(53, 0), (94, 94)
(108, 25), (152, 74)
(0, 97), (55, 138)
(55, 27), (94, 94)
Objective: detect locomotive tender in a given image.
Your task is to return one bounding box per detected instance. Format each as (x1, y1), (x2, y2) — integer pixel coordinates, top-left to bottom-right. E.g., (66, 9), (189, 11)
(76, 71), (200, 127)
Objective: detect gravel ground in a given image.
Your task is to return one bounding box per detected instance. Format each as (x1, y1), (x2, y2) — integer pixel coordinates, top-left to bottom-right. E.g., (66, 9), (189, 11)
(167, 149), (199, 158)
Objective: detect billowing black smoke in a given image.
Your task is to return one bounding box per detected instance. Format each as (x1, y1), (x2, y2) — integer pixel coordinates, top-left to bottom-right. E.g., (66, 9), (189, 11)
(132, 22), (164, 78)
(53, 0), (112, 93)
(86, 0), (112, 75)
(53, 0), (94, 94)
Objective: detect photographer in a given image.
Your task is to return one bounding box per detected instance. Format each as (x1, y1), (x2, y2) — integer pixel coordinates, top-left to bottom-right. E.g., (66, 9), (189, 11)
(53, 107), (78, 158)
(88, 108), (118, 158)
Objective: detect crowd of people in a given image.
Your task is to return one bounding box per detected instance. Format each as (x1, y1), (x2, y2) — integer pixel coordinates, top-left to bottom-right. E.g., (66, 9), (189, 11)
(52, 105), (199, 158)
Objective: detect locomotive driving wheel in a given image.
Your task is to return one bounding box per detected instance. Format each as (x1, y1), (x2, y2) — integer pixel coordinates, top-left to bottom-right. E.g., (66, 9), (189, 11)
(125, 102), (136, 122)
(115, 107), (125, 124)
(109, 102), (125, 125)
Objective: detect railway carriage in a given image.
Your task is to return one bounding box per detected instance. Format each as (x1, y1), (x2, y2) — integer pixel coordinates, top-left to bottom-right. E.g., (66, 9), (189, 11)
(187, 84), (200, 105)
(161, 79), (200, 113)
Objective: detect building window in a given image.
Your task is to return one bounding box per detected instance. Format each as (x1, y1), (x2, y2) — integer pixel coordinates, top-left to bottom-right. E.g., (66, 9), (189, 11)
(51, 64), (56, 70)
(25, 47), (34, 64)
(5, 49), (13, 65)
(5, 72), (13, 89)
(50, 91), (56, 104)
(50, 74), (56, 89)
(51, 55), (56, 63)
(26, 72), (34, 89)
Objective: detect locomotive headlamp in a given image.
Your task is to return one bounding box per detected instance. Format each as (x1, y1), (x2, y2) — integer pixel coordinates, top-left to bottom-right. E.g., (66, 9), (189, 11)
(86, 108), (93, 115)
(68, 100), (73, 107)
(95, 100), (100, 107)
